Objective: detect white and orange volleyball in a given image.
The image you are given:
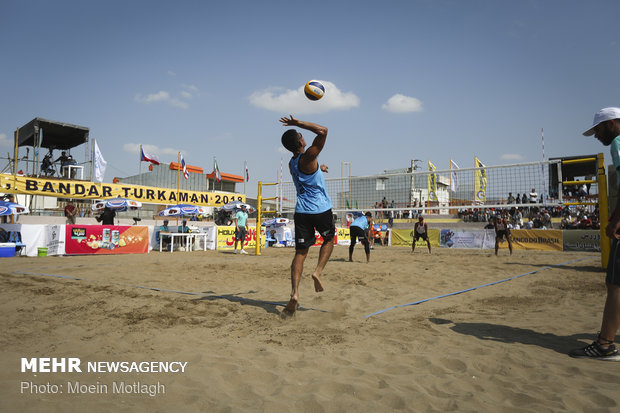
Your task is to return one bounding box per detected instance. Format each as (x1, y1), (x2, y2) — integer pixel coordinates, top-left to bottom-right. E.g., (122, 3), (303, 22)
(304, 80), (325, 101)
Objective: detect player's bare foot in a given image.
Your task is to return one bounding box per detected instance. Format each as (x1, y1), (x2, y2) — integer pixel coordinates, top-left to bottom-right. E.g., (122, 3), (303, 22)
(312, 275), (324, 292)
(283, 296), (298, 314)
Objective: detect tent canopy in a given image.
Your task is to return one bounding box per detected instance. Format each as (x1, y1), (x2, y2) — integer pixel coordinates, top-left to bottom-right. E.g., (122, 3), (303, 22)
(17, 117), (89, 150)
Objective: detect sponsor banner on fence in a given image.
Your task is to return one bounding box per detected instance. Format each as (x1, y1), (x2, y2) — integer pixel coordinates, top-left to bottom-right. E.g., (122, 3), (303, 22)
(562, 230), (601, 252)
(1, 174), (244, 207)
(391, 229), (440, 248)
(336, 227), (350, 246)
(440, 229), (495, 249)
(65, 225), (149, 255)
(46, 224), (65, 255)
(216, 226), (263, 250)
(503, 229), (563, 251)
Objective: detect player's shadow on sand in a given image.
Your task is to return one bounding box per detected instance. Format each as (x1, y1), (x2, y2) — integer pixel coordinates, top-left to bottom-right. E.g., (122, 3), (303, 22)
(429, 318), (592, 354)
(195, 291), (310, 315)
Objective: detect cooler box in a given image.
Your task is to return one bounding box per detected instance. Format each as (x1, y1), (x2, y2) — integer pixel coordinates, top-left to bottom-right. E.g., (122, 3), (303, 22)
(0, 243), (16, 257)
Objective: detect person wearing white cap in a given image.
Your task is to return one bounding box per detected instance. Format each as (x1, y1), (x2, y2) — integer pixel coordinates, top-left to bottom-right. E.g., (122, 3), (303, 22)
(569, 107), (620, 361)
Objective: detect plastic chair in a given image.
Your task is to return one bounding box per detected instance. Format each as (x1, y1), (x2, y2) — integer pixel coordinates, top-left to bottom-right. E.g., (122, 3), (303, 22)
(8, 231), (26, 255)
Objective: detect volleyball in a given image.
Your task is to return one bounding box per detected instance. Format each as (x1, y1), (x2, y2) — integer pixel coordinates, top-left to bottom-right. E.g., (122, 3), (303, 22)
(304, 80), (325, 101)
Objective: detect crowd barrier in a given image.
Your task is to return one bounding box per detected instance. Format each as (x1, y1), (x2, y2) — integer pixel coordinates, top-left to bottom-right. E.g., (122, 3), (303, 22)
(0, 224), (602, 257)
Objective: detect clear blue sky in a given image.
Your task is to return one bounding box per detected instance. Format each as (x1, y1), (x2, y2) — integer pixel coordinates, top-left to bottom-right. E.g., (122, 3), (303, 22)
(1, 0), (619, 197)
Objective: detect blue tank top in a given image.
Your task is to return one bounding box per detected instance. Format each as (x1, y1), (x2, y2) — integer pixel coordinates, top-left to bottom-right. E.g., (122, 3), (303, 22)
(289, 154), (332, 214)
(351, 215), (369, 230)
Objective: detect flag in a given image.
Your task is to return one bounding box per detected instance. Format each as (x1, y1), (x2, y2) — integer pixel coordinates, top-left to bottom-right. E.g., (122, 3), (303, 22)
(450, 159), (459, 192)
(246, 165), (249, 182)
(140, 146), (160, 165)
(94, 140), (107, 183)
(474, 157), (487, 202)
(427, 160), (438, 201)
(214, 159), (221, 182)
(181, 155), (189, 180)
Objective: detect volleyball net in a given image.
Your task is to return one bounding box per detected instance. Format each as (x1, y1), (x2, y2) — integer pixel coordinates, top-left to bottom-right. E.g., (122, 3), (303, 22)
(275, 159), (583, 218)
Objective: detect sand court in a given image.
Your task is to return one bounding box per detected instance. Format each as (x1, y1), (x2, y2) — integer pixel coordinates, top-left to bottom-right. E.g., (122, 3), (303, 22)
(1, 247), (619, 412)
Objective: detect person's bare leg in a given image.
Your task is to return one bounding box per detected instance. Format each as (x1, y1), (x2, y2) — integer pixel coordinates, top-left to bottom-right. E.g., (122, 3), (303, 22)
(411, 240), (416, 254)
(312, 239), (334, 292)
(598, 284), (620, 347)
(494, 239), (499, 256)
(285, 248), (308, 313)
(507, 239), (513, 255)
(427, 240), (431, 254)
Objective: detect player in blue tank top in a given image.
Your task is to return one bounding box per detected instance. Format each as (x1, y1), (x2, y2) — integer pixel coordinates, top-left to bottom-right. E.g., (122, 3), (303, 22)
(349, 212), (373, 263)
(280, 115), (335, 315)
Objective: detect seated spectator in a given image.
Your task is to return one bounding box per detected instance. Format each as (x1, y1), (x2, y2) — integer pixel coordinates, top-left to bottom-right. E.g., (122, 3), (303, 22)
(178, 219), (190, 233)
(41, 153), (55, 176)
(578, 215), (593, 229)
(160, 219), (171, 250)
(65, 155), (78, 179)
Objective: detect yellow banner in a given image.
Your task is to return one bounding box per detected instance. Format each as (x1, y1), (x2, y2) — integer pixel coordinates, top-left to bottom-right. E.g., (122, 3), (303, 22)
(391, 228), (440, 247)
(499, 229), (563, 251)
(428, 160), (438, 201)
(217, 226), (262, 249)
(0, 174), (244, 207)
(337, 227), (350, 243)
(474, 157), (487, 202)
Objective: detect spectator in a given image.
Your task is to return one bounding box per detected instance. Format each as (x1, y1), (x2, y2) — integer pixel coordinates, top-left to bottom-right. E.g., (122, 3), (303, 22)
(529, 188), (538, 204)
(178, 219), (190, 233)
(159, 219), (171, 250)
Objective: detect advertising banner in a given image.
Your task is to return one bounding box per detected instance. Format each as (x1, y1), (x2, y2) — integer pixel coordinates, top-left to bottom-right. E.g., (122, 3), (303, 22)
(440, 229), (495, 249)
(65, 225), (149, 255)
(391, 229), (440, 248)
(428, 160), (438, 201)
(504, 229), (563, 251)
(216, 226), (263, 250)
(46, 225), (65, 255)
(474, 157), (487, 202)
(1, 174), (244, 207)
(562, 230), (601, 252)
(336, 227), (351, 246)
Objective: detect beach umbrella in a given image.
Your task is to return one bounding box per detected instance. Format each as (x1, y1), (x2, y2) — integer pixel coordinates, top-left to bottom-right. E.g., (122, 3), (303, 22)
(262, 218), (289, 227)
(91, 197), (142, 212)
(220, 201), (255, 213)
(158, 204), (209, 217)
(0, 200), (29, 216)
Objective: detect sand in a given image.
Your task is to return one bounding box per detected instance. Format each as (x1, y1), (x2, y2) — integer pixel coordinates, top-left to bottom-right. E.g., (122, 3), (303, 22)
(0, 246), (619, 412)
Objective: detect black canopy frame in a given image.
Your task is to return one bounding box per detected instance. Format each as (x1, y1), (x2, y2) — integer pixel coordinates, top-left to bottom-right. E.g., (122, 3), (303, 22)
(13, 117), (91, 178)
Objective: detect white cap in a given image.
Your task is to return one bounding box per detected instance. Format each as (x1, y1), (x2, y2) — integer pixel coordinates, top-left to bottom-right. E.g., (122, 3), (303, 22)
(583, 107), (620, 136)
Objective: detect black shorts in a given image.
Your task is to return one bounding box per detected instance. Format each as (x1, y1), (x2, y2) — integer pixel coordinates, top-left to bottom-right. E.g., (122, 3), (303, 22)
(294, 209), (335, 250)
(235, 226), (247, 243)
(350, 226), (368, 245)
(414, 232), (428, 241)
(606, 238), (620, 286)
(496, 230), (509, 240)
